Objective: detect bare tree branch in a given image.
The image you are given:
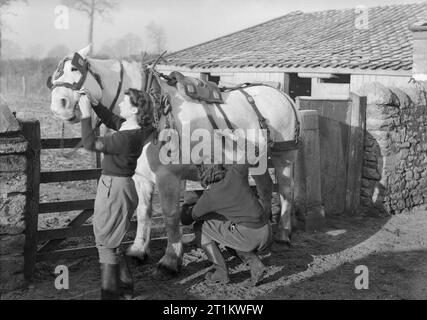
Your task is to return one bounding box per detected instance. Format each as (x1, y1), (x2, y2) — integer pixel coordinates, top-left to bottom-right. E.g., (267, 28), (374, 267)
(62, 0), (119, 53)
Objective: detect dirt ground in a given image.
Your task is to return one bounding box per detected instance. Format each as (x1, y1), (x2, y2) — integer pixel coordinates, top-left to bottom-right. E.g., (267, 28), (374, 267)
(2, 208), (427, 300)
(3, 94), (427, 300)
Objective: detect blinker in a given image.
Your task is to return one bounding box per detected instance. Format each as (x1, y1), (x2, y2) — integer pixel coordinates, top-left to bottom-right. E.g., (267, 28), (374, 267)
(71, 52), (87, 73)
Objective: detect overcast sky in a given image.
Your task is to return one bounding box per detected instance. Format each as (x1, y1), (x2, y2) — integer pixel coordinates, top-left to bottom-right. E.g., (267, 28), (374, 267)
(2, 0), (426, 56)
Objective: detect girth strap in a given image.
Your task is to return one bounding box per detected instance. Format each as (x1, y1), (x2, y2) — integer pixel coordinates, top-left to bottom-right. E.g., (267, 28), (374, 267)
(214, 103), (234, 131)
(238, 89), (274, 149)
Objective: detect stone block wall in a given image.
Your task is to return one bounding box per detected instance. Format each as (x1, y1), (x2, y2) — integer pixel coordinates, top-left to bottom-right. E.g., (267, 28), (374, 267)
(358, 82), (427, 214)
(0, 102), (30, 294)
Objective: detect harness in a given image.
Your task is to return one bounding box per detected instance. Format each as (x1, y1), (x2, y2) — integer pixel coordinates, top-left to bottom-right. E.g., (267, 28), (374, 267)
(46, 52), (125, 156)
(47, 52), (125, 115)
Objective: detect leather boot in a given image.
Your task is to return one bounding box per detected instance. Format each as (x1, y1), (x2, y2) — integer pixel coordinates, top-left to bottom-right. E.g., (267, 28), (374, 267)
(100, 263), (120, 300)
(202, 242), (230, 284)
(235, 250), (267, 286)
(118, 252), (134, 299)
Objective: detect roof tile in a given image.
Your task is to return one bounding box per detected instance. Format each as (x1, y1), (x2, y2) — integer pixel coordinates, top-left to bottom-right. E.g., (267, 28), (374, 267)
(164, 3), (427, 72)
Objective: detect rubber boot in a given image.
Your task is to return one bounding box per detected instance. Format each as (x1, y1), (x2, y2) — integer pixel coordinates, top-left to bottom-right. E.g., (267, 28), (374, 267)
(118, 252), (134, 299)
(100, 263), (120, 300)
(235, 250), (267, 286)
(202, 242), (230, 284)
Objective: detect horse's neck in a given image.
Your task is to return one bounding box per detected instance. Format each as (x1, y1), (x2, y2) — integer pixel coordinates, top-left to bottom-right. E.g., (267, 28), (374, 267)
(90, 59), (142, 114)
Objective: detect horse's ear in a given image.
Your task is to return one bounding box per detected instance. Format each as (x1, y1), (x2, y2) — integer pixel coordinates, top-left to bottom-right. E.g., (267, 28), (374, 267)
(78, 44), (92, 58)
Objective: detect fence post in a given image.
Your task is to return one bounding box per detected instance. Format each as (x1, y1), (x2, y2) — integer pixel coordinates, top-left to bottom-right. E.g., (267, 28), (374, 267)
(299, 110), (326, 232)
(22, 76), (26, 97)
(345, 93), (367, 214)
(22, 120), (40, 281)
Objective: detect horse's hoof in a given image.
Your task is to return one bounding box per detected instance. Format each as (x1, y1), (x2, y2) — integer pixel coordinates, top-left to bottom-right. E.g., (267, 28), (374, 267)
(152, 264), (177, 281)
(126, 246), (149, 263)
(273, 229), (292, 248)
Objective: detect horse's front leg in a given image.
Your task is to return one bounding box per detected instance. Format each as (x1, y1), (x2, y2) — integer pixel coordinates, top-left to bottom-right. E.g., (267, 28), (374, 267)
(127, 173), (155, 262)
(154, 168), (183, 278)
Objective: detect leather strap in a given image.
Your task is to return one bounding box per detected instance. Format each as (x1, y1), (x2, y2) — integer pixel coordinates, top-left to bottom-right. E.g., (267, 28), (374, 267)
(214, 103), (234, 131)
(238, 89), (274, 149)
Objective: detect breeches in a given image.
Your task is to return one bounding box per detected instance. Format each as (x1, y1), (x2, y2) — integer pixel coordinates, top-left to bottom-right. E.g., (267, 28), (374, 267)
(93, 175), (138, 264)
(195, 219), (272, 253)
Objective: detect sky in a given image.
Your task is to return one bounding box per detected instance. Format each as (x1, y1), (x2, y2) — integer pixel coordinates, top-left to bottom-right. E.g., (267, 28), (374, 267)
(1, 0), (426, 57)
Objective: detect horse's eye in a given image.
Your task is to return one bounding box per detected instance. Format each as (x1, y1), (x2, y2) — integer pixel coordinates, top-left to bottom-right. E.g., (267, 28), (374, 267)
(71, 67), (78, 72)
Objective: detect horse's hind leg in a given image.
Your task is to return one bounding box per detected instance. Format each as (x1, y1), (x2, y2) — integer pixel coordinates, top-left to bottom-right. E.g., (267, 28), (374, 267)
(252, 170), (274, 221)
(127, 173), (155, 262)
(271, 150), (298, 246)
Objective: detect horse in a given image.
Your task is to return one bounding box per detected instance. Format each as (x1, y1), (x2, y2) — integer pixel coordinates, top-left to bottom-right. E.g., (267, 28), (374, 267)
(48, 45), (300, 277)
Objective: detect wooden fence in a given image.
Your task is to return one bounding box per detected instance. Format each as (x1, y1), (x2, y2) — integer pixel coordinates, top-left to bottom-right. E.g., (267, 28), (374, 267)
(23, 122), (197, 279)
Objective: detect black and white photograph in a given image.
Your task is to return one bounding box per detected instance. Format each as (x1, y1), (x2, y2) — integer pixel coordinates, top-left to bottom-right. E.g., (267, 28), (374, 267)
(1, 0), (427, 306)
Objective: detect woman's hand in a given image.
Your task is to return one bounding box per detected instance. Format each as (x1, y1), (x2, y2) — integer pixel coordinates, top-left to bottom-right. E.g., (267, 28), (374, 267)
(79, 89), (99, 106)
(78, 94), (92, 119)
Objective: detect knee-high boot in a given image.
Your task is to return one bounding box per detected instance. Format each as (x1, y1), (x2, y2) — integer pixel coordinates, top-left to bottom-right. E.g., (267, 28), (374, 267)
(118, 252), (134, 299)
(202, 242), (230, 284)
(235, 250), (267, 286)
(100, 263), (120, 300)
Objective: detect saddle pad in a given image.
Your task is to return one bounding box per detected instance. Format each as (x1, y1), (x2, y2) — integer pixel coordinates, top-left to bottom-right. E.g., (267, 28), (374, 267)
(169, 71), (224, 104)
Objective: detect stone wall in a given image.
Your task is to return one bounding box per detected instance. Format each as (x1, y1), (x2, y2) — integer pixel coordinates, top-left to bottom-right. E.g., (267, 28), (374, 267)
(359, 82), (427, 214)
(0, 102), (29, 294)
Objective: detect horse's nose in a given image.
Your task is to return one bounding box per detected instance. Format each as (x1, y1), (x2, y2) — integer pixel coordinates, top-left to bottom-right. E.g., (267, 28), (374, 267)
(60, 98), (69, 109)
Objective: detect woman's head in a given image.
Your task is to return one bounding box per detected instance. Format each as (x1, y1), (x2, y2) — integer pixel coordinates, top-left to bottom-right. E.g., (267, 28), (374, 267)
(198, 164), (227, 188)
(119, 88), (153, 126)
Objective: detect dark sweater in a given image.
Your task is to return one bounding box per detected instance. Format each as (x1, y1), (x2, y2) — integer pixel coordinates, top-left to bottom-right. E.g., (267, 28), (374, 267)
(192, 165), (268, 229)
(81, 104), (153, 177)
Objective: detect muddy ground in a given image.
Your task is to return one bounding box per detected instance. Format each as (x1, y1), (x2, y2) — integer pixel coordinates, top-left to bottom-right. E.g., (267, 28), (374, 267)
(2, 94), (427, 300)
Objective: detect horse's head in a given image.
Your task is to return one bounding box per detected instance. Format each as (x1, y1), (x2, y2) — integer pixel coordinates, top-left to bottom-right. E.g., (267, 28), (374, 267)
(48, 45), (103, 123)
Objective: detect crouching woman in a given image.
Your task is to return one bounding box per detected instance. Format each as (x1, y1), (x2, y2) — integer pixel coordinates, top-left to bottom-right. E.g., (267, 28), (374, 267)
(181, 164), (272, 286)
(78, 88), (154, 299)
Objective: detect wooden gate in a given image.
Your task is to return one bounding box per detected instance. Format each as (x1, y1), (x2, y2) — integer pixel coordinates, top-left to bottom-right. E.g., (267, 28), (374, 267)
(297, 92), (366, 215)
(23, 123), (194, 279)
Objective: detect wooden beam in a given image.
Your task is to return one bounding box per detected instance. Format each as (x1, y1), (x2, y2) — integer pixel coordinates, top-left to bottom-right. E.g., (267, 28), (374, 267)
(22, 121), (40, 281)
(299, 110), (326, 232)
(345, 93), (367, 214)
(40, 169), (101, 183)
(36, 233), (196, 262)
(39, 199), (95, 214)
(41, 138), (82, 149)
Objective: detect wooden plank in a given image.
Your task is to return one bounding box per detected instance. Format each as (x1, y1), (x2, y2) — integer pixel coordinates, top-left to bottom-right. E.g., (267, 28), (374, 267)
(39, 199), (95, 214)
(41, 138), (82, 149)
(38, 221), (139, 242)
(22, 121), (40, 281)
(40, 169), (101, 183)
(36, 233), (195, 262)
(299, 110), (325, 232)
(345, 93), (367, 214)
(37, 209), (95, 253)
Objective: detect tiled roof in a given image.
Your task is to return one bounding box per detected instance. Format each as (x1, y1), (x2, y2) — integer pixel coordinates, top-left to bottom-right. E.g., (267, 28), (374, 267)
(164, 2), (427, 72)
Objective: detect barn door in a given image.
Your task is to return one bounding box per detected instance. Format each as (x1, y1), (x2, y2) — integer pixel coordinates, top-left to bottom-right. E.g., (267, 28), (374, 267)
(297, 93), (366, 215)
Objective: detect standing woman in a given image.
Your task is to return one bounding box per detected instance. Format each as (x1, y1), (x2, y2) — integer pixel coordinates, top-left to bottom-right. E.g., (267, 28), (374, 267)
(78, 88), (154, 300)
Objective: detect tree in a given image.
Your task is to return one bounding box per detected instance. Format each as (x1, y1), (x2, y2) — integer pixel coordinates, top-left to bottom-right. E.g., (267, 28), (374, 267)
(145, 21), (166, 54)
(0, 0), (27, 60)
(47, 44), (70, 58)
(62, 0), (119, 55)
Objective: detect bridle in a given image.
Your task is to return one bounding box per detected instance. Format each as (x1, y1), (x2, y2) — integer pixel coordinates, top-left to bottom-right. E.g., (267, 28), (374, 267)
(47, 52), (125, 157)
(47, 52), (125, 114)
